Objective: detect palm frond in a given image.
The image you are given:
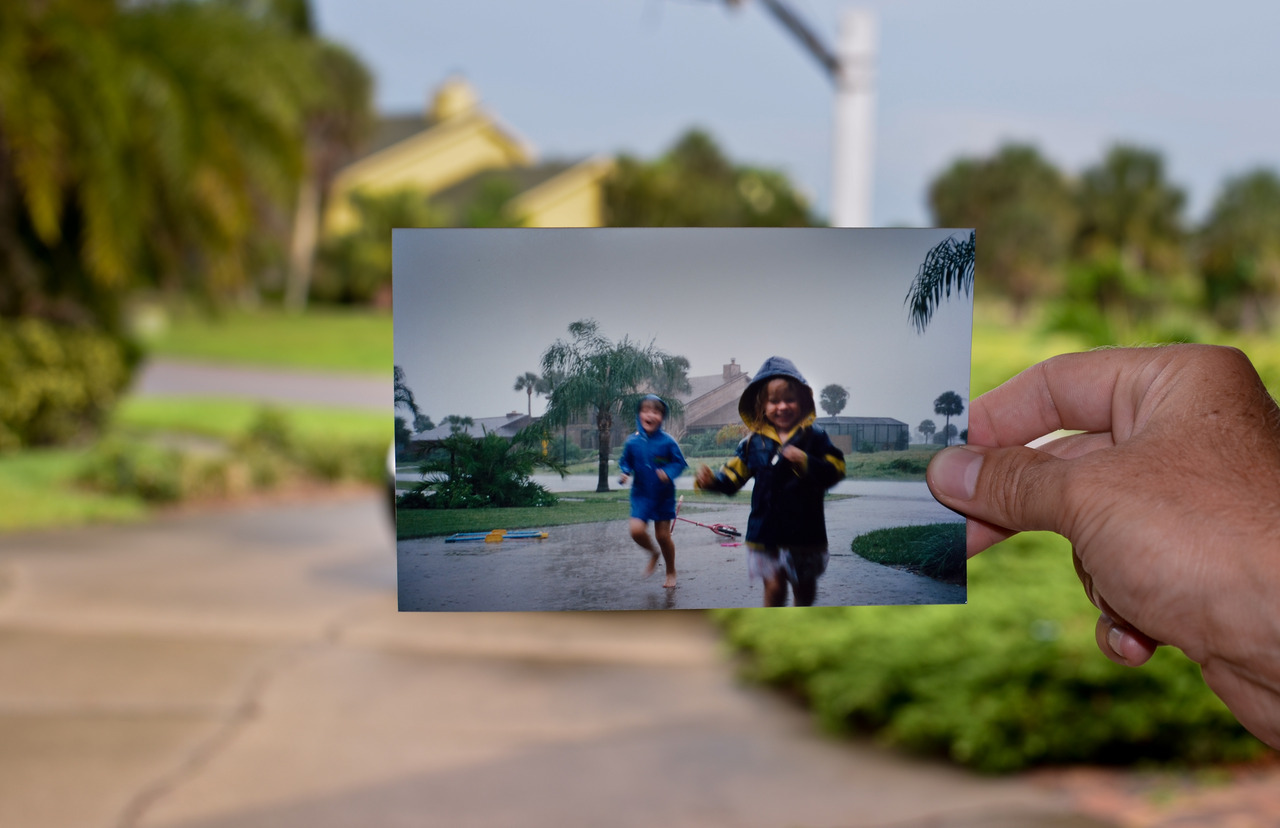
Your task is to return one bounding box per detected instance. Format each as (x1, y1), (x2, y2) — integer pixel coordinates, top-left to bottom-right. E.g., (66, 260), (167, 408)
(905, 230), (977, 333)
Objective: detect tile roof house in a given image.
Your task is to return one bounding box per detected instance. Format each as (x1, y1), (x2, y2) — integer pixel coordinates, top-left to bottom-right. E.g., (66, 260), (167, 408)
(565, 360), (752, 450)
(666, 359), (753, 439)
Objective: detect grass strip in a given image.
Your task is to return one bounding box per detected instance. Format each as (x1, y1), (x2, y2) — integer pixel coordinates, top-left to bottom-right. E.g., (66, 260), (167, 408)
(0, 448), (147, 531)
(851, 522), (966, 583)
(114, 397), (390, 443)
(145, 307), (392, 375)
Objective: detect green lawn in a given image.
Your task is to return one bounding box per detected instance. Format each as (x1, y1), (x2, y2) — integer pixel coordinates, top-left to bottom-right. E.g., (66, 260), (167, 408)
(114, 396), (391, 443)
(144, 306), (392, 375)
(0, 448), (147, 531)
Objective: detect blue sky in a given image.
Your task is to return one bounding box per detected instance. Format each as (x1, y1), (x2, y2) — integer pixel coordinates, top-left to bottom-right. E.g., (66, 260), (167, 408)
(313, 0), (1280, 226)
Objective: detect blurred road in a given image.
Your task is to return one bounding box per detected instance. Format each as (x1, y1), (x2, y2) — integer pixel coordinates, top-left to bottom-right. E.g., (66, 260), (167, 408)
(0, 495), (1122, 828)
(0, 357), (1114, 826)
(132, 359), (389, 410)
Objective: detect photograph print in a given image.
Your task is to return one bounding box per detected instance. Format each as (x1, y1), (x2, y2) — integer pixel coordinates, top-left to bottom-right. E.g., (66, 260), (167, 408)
(393, 227), (973, 611)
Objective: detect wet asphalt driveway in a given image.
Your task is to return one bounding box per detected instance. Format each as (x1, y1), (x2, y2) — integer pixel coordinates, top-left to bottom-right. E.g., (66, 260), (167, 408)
(398, 481), (965, 611)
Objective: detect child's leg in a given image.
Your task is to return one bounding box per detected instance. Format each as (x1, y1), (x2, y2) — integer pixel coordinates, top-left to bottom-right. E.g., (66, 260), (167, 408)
(654, 520), (676, 588)
(630, 518), (661, 576)
(792, 577), (817, 607)
(762, 576), (789, 607)
(748, 546), (790, 606)
(788, 547), (828, 607)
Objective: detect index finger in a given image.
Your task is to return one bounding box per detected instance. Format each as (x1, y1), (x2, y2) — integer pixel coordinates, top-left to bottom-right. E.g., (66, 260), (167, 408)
(968, 347), (1164, 449)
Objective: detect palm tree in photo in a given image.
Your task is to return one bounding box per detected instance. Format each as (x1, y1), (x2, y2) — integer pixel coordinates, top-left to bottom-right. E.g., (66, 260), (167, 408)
(905, 230), (976, 333)
(513, 371), (542, 417)
(394, 365), (421, 419)
(443, 414), (474, 435)
(540, 319), (687, 492)
(918, 419), (936, 445)
(933, 392), (964, 446)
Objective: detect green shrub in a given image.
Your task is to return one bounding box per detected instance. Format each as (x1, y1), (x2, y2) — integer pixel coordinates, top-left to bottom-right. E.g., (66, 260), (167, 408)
(852, 523), (965, 583)
(78, 404), (387, 503)
(0, 319), (134, 451)
(885, 455), (929, 475)
(78, 438), (222, 503)
(713, 532), (1266, 773)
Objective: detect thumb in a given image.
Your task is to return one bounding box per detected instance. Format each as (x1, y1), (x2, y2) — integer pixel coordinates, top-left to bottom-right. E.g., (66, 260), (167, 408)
(927, 445), (1072, 550)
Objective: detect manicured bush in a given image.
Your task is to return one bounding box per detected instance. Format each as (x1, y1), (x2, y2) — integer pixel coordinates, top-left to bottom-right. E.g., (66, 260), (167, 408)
(852, 522), (965, 583)
(713, 532), (1266, 773)
(0, 319), (134, 451)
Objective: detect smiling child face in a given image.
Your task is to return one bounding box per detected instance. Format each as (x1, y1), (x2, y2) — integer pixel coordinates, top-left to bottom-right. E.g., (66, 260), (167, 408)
(639, 400), (664, 433)
(764, 378), (801, 434)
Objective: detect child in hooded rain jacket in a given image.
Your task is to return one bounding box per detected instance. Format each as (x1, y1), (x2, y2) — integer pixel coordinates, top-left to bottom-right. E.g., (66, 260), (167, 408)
(696, 356), (845, 606)
(619, 394), (687, 588)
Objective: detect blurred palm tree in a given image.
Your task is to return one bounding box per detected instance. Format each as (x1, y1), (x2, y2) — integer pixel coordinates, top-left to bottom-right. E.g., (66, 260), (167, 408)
(1075, 144), (1186, 275)
(0, 0), (316, 332)
(929, 144), (1075, 320)
(1199, 168), (1280, 332)
(1069, 145), (1187, 327)
(270, 0), (374, 311)
(605, 130), (817, 227)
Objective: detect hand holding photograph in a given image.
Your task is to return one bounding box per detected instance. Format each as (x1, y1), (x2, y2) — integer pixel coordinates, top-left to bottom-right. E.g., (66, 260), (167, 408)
(393, 227), (973, 611)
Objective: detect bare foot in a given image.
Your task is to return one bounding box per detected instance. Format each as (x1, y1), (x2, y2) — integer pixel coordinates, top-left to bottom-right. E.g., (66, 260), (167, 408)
(643, 553), (659, 577)
(663, 573), (677, 589)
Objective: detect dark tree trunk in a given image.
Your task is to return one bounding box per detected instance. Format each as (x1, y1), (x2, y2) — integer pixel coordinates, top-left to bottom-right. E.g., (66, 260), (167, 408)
(596, 413), (612, 493)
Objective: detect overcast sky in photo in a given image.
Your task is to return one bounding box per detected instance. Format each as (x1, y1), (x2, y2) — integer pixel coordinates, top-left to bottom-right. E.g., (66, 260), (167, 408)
(313, 0), (1280, 227)
(393, 228), (972, 432)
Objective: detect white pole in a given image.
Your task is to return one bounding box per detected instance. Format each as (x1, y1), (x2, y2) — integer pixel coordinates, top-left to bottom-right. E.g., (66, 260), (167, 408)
(831, 8), (876, 227)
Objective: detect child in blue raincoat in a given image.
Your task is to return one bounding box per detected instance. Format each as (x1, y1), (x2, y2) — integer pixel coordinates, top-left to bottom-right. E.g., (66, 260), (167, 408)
(618, 394), (687, 588)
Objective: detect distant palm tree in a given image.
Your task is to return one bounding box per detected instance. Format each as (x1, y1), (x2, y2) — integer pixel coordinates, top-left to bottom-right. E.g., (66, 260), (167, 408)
(933, 392), (964, 446)
(905, 231), (976, 333)
(918, 419), (936, 445)
(513, 371), (542, 417)
(443, 414), (475, 435)
(540, 319), (687, 492)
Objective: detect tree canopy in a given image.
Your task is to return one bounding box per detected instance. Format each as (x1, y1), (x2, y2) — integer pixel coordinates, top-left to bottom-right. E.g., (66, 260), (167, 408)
(933, 391), (964, 447)
(0, 0), (368, 332)
(929, 144), (1075, 319)
(1198, 168), (1280, 332)
(604, 129), (817, 227)
(540, 319), (689, 492)
(819, 384), (849, 417)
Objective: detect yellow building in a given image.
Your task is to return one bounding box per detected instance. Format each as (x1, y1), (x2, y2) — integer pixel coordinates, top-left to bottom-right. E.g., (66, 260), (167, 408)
(325, 77), (614, 232)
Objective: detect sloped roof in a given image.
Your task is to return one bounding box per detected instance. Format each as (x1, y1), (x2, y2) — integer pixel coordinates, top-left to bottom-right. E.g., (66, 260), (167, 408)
(430, 162), (577, 214)
(362, 113), (441, 157)
(413, 413), (535, 443)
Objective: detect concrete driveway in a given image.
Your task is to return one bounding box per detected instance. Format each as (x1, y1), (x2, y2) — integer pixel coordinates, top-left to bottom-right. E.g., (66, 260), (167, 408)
(0, 494), (1112, 828)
